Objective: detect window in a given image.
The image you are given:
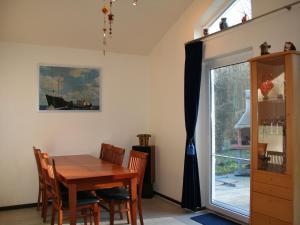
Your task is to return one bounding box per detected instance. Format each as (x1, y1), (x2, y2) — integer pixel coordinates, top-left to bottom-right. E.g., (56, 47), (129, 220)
(210, 62), (250, 216)
(207, 0), (252, 34)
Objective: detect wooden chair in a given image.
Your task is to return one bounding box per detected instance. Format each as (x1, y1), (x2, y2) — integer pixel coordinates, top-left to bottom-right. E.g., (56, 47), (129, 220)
(100, 144), (125, 166)
(96, 150), (148, 225)
(38, 150), (55, 222)
(42, 157), (100, 225)
(34, 147), (56, 221)
(33, 146), (44, 212)
(98, 144), (125, 217)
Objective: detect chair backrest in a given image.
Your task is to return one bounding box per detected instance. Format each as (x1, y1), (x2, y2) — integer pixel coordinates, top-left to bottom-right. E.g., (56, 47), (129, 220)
(49, 159), (63, 207)
(128, 150), (148, 195)
(100, 143), (125, 166)
(99, 143), (113, 159)
(38, 151), (53, 192)
(110, 146), (125, 165)
(33, 146), (43, 182)
(39, 153), (62, 207)
(258, 143), (268, 157)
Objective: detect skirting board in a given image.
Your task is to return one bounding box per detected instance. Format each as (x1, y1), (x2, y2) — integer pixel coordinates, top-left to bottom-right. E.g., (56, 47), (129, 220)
(154, 191), (206, 211)
(0, 203), (37, 211)
(0, 192), (206, 212)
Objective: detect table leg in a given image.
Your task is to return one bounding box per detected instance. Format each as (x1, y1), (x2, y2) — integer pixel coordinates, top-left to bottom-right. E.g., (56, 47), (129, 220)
(69, 184), (77, 225)
(130, 177), (137, 225)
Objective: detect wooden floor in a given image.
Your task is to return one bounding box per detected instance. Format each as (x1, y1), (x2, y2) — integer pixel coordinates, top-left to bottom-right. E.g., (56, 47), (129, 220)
(0, 196), (207, 225)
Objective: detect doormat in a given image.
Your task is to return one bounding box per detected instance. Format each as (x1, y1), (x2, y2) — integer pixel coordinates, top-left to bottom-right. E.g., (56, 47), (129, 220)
(191, 213), (241, 225)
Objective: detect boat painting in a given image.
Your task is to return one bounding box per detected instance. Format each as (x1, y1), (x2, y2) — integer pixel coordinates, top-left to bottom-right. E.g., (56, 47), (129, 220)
(39, 65), (100, 111)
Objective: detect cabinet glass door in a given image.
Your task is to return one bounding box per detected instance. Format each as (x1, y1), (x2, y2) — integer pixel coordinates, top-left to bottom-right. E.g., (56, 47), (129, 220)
(256, 58), (286, 173)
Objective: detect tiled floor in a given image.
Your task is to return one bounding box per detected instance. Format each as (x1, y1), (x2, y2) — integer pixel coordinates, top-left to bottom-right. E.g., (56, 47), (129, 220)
(215, 174), (250, 211)
(0, 196), (209, 225)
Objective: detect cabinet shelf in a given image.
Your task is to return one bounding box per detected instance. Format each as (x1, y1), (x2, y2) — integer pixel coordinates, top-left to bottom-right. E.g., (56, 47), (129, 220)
(258, 97), (285, 103)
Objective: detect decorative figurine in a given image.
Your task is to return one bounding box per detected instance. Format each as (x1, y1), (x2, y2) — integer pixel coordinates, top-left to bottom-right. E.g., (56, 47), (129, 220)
(260, 79), (274, 99)
(219, 17), (228, 30)
(284, 42), (296, 51)
(203, 28), (208, 36)
(260, 42), (271, 55)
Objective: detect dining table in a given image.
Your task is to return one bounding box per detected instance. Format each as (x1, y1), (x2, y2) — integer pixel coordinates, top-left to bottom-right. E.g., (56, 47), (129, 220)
(52, 154), (138, 225)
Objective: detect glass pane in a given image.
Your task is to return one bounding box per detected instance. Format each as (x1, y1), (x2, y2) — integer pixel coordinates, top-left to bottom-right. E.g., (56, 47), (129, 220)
(210, 62), (250, 215)
(208, 0), (252, 34)
(257, 60), (286, 173)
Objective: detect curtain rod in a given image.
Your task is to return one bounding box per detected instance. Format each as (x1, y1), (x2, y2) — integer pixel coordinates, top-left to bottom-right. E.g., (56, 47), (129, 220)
(185, 0), (300, 45)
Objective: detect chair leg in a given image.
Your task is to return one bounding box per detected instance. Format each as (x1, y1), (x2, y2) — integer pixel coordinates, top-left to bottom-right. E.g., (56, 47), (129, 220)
(118, 203), (123, 219)
(138, 197), (144, 225)
(51, 206), (56, 225)
(109, 201), (115, 225)
(81, 209), (88, 225)
(126, 202), (131, 224)
(93, 204), (100, 225)
(58, 209), (63, 225)
(43, 201), (48, 222)
(37, 186), (42, 211)
(41, 189), (46, 218)
(89, 209), (93, 225)
(42, 192), (48, 222)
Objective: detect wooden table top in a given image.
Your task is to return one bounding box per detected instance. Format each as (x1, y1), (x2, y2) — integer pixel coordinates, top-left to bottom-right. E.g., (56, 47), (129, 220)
(53, 154), (137, 181)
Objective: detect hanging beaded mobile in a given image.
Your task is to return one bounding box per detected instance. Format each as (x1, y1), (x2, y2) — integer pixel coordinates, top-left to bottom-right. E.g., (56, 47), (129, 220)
(101, 2), (109, 55)
(101, 0), (137, 55)
(101, 0), (115, 55)
(108, 0), (114, 37)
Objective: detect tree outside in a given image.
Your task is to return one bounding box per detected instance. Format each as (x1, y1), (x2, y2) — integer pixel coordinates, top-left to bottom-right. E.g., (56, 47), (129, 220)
(211, 62), (250, 175)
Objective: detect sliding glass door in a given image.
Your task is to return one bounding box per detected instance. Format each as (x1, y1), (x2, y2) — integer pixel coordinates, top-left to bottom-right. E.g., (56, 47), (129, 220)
(209, 62), (250, 220)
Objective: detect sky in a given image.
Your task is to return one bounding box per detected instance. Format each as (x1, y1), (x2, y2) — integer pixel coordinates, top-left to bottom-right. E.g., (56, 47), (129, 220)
(39, 65), (100, 106)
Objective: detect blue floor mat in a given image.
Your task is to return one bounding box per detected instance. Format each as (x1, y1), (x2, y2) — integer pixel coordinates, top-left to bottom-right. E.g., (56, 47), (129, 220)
(191, 213), (241, 225)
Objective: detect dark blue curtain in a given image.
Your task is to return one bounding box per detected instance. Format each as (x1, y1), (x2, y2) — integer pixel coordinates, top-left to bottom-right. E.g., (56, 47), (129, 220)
(181, 40), (202, 211)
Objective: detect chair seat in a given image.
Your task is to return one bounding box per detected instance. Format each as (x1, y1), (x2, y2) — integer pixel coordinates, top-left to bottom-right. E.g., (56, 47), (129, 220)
(96, 187), (130, 200)
(62, 191), (100, 208)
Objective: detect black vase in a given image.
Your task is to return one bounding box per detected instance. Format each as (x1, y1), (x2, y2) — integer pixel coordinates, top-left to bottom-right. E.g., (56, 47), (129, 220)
(219, 18), (228, 30)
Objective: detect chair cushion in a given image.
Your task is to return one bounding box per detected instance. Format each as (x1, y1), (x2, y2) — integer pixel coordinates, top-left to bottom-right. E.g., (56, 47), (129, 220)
(62, 191), (99, 208)
(59, 183), (68, 194)
(96, 187), (130, 200)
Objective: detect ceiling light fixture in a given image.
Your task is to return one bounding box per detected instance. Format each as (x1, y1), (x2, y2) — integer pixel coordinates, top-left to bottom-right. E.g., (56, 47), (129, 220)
(101, 0), (138, 55)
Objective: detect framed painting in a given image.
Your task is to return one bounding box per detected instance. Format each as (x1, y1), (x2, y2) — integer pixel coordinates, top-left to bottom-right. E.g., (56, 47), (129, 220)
(38, 65), (100, 111)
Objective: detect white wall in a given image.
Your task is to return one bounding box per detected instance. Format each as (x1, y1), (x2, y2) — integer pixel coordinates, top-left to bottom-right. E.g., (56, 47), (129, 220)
(149, 0), (213, 202)
(149, 0), (300, 205)
(0, 42), (150, 206)
(203, 3), (300, 60)
(252, 0), (297, 17)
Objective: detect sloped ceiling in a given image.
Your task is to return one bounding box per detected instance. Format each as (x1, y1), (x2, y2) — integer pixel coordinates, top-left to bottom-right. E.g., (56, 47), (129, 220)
(0, 0), (194, 55)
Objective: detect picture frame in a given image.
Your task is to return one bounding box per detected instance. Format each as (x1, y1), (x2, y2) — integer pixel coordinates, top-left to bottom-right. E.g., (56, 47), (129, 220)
(38, 64), (101, 111)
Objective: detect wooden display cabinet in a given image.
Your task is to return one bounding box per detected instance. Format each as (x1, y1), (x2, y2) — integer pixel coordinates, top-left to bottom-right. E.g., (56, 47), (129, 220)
(249, 51), (300, 225)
